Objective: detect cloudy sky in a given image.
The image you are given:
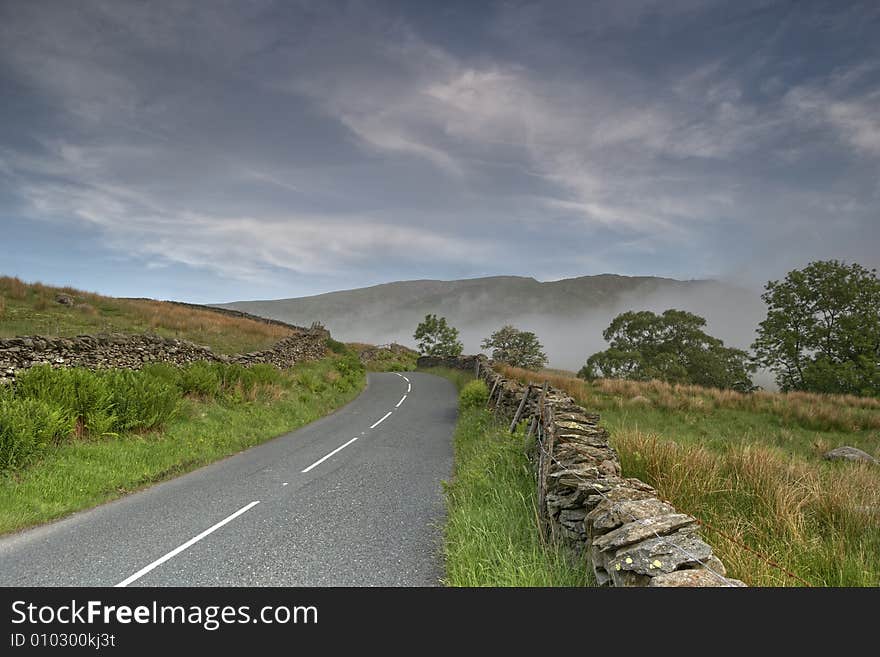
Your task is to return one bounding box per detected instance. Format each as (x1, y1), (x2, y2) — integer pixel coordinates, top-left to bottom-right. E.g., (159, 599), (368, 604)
(1, 0), (878, 303)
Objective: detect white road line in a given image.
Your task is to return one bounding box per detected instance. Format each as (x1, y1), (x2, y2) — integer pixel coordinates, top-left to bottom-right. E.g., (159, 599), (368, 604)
(407, 383), (411, 393)
(114, 500), (261, 587)
(396, 394), (407, 408)
(301, 436), (359, 473)
(282, 482), (288, 486)
(402, 375), (410, 383)
(370, 411), (393, 429)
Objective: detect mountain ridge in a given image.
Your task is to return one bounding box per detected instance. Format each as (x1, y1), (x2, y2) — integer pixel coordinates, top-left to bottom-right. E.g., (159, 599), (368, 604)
(216, 273), (763, 370)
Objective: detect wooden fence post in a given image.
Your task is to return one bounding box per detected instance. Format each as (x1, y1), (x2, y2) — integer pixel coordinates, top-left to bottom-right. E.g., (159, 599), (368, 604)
(509, 385), (531, 433)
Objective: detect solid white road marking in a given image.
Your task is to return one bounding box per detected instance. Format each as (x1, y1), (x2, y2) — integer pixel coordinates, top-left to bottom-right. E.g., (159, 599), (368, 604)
(396, 395), (407, 408)
(407, 383), (411, 393)
(115, 500), (261, 587)
(301, 436), (360, 473)
(282, 482), (288, 486)
(370, 411), (393, 429)
(402, 376), (410, 383)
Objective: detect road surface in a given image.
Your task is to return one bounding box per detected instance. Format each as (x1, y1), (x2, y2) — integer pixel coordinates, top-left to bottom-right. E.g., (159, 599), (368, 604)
(0, 371), (457, 586)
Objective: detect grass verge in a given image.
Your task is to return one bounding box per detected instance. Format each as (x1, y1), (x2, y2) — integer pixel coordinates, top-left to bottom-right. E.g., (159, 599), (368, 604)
(423, 367), (589, 586)
(0, 356), (365, 535)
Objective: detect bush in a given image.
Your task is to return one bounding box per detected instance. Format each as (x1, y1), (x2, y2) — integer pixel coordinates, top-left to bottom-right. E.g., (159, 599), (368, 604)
(325, 337), (348, 354)
(0, 397), (74, 469)
(459, 380), (489, 409)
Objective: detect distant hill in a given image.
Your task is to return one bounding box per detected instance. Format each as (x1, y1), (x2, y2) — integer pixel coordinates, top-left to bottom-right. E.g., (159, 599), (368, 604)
(217, 274), (767, 371)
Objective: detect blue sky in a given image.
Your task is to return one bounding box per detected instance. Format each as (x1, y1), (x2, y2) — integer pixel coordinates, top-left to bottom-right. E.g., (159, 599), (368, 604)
(1, 0), (878, 303)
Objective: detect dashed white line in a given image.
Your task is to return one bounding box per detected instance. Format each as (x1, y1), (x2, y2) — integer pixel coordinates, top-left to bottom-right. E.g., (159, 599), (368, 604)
(370, 411), (393, 428)
(402, 375), (410, 383)
(115, 500), (261, 587)
(396, 394), (407, 408)
(407, 383), (411, 393)
(301, 436), (360, 473)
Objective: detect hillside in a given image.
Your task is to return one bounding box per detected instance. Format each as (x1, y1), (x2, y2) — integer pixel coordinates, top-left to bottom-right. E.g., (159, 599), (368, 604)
(0, 276), (297, 355)
(218, 274), (766, 370)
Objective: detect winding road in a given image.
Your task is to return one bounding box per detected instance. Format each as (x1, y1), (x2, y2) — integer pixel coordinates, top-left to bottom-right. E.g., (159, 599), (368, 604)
(0, 371), (457, 586)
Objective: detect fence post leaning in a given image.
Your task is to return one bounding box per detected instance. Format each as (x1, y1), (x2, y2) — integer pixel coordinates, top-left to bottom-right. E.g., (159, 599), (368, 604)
(486, 377), (500, 408)
(509, 384), (531, 433)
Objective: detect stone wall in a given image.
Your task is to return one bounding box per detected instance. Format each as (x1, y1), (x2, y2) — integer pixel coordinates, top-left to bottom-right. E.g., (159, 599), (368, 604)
(419, 354), (745, 588)
(0, 327), (330, 385)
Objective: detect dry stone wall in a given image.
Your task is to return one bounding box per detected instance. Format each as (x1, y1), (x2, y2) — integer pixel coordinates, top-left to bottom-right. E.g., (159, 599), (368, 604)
(419, 354), (745, 588)
(0, 327), (330, 385)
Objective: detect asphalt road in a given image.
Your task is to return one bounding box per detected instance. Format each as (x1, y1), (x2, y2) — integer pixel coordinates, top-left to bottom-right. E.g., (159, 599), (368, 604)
(0, 371), (457, 586)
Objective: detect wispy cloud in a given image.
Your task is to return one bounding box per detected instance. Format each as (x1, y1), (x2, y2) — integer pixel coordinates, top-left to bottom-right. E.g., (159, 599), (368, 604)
(0, 0), (878, 298)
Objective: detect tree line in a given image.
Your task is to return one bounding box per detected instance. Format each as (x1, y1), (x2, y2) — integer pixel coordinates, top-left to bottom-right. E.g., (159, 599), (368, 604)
(413, 260), (880, 397)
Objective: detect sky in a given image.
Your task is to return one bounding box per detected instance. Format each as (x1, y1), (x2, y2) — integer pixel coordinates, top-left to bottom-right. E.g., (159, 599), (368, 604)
(1, 0), (879, 303)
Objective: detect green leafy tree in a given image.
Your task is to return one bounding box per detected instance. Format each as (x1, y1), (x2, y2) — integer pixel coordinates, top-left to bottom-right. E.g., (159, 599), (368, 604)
(413, 314), (463, 357)
(579, 309), (755, 391)
(752, 260), (880, 395)
(481, 325), (548, 370)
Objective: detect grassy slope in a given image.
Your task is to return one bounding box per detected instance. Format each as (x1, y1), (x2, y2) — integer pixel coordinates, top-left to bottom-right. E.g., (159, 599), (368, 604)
(0, 357), (365, 534)
(0, 276), (291, 354)
(425, 367), (589, 586)
(498, 365), (880, 587)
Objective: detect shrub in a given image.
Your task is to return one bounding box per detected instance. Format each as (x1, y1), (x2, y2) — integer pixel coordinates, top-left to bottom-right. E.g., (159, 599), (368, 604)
(296, 370), (326, 394)
(325, 337), (348, 354)
(0, 397), (74, 469)
(459, 380), (489, 409)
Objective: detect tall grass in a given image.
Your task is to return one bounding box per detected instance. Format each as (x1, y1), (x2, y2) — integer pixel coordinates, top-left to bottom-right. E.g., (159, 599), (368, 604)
(497, 364), (880, 434)
(0, 354), (366, 534)
(617, 430), (880, 586)
(496, 364), (880, 586)
(0, 357), (363, 474)
(423, 366), (588, 586)
(0, 275), (292, 354)
(444, 406), (590, 586)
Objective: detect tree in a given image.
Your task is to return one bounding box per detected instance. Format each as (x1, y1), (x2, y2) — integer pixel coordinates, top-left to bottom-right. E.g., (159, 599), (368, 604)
(579, 309), (755, 391)
(752, 260), (880, 395)
(413, 314), (463, 357)
(481, 325), (548, 370)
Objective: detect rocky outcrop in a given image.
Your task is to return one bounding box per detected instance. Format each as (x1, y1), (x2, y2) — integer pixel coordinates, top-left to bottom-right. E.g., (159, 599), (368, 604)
(419, 354), (744, 588)
(0, 327), (329, 385)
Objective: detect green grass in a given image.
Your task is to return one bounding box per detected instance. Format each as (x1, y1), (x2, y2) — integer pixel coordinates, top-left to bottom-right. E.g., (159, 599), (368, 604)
(423, 367), (589, 586)
(0, 275), (293, 354)
(349, 342), (419, 372)
(598, 403), (879, 459)
(418, 366), (474, 392)
(497, 365), (880, 586)
(0, 356), (365, 534)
